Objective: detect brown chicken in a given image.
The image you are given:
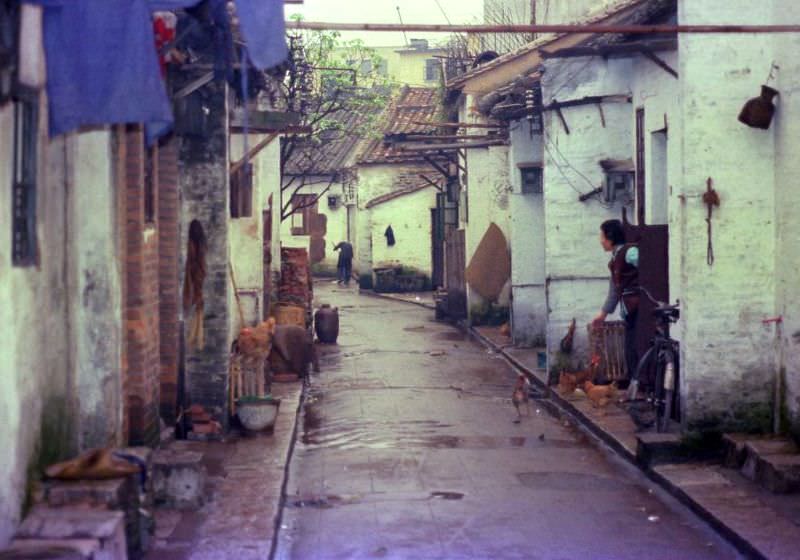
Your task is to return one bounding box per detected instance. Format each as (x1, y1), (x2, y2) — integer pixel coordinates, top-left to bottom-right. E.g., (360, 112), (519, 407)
(584, 380), (619, 408)
(512, 374), (531, 421)
(558, 368), (593, 396)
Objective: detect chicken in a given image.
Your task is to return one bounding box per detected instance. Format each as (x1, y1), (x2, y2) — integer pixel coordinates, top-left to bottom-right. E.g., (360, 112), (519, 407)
(558, 368), (593, 396)
(584, 380), (619, 408)
(512, 374), (531, 421)
(559, 318), (577, 354)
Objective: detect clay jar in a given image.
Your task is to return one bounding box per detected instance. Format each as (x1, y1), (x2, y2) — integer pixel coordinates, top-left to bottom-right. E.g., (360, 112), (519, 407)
(314, 304), (339, 344)
(738, 85), (779, 130)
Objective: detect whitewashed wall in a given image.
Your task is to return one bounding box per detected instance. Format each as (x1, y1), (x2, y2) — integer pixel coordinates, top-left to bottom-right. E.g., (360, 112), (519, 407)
(773, 1), (800, 439)
(536, 0), (619, 25)
(674, 0), (778, 432)
(0, 104), (122, 544)
(540, 57), (634, 363)
(369, 186), (437, 275)
(508, 119), (547, 346)
(229, 135), (281, 328)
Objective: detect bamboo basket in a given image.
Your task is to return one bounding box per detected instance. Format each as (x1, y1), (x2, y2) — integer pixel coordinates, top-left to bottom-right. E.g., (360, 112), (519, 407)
(587, 321), (628, 382)
(273, 303), (306, 327)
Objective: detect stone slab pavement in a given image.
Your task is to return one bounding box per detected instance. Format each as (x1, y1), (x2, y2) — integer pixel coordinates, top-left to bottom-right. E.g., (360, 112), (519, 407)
(472, 324), (800, 560)
(145, 382), (302, 560)
(275, 283), (740, 560)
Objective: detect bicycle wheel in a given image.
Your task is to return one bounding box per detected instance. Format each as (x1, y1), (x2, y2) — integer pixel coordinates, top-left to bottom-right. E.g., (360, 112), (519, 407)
(627, 346), (655, 401)
(655, 347), (677, 433)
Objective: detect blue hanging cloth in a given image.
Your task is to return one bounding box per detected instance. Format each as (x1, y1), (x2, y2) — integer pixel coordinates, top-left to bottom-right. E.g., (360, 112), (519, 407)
(30, 0), (286, 141)
(234, 0), (288, 70)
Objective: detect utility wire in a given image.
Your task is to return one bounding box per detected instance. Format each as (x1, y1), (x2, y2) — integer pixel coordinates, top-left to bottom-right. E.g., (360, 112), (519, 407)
(396, 6), (409, 46)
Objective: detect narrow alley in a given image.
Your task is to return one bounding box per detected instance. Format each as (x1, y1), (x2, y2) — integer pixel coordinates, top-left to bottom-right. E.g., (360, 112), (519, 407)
(274, 283), (739, 560)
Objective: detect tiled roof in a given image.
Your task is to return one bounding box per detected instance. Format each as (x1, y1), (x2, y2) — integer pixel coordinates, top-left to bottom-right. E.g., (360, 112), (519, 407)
(358, 87), (440, 164)
(284, 104), (380, 177)
(447, 0), (667, 90)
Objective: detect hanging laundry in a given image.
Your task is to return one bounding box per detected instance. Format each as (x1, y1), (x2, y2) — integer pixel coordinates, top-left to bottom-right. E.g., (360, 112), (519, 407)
(234, 0), (288, 70)
(29, 0), (287, 140)
(385, 226), (396, 247)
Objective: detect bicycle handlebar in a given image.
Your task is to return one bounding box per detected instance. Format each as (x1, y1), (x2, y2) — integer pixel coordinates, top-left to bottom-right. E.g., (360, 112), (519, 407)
(638, 286), (679, 309)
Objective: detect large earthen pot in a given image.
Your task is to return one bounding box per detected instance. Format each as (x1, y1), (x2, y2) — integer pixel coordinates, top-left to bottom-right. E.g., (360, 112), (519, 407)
(314, 304), (339, 344)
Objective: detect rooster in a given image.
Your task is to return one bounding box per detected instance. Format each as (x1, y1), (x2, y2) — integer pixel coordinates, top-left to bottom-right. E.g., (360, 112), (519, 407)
(512, 374), (531, 422)
(559, 319), (576, 354)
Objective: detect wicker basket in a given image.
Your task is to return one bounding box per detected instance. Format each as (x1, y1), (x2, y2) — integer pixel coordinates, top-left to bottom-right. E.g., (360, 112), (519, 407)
(587, 321), (628, 382)
(273, 303), (306, 327)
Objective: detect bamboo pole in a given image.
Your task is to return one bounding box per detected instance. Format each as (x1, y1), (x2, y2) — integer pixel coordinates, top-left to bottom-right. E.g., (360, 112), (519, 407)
(287, 21), (800, 34)
(413, 121), (506, 129)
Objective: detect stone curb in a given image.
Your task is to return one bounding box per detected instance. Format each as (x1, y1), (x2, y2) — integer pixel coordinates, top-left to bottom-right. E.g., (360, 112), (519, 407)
(468, 326), (768, 560)
(268, 383), (306, 560)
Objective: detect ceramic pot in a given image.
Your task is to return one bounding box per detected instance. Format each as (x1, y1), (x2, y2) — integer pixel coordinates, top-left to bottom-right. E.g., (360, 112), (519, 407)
(314, 304), (339, 343)
(738, 85), (779, 130)
(237, 397), (281, 432)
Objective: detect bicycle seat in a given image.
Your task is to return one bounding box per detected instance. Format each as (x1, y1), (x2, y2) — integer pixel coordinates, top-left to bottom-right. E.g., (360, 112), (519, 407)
(653, 305), (679, 321)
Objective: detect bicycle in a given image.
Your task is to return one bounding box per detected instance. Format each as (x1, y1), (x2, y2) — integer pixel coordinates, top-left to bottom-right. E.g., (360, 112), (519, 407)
(626, 287), (680, 433)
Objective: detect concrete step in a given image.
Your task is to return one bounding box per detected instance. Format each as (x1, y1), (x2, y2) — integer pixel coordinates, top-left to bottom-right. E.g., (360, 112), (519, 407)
(13, 507), (127, 560)
(152, 446), (207, 510)
(1, 538), (100, 559)
(636, 432), (724, 467)
(726, 435), (800, 494)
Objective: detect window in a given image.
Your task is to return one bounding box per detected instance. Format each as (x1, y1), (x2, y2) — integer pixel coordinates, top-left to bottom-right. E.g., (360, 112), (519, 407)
(144, 142), (157, 224)
(12, 92), (38, 266)
(520, 165), (543, 194)
(290, 194), (316, 235)
(635, 107), (646, 224)
(230, 162), (253, 218)
(425, 59), (440, 82)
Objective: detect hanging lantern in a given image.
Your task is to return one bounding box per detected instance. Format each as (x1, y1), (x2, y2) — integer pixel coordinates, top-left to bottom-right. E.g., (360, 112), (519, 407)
(738, 85), (779, 130)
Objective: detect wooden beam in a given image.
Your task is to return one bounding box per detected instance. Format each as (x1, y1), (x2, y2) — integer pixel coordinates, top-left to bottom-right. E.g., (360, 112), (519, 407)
(543, 94), (631, 112)
(287, 21), (800, 35)
(386, 134), (504, 142)
(402, 140), (508, 151)
(540, 38), (678, 59)
(419, 174), (444, 191)
(230, 133), (278, 174)
(423, 155), (451, 179)
(412, 120), (506, 129)
(555, 107), (570, 135)
(641, 49), (679, 78)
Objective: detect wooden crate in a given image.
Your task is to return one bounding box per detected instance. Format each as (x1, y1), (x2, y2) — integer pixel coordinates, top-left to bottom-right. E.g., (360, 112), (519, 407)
(587, 321), (628, 382)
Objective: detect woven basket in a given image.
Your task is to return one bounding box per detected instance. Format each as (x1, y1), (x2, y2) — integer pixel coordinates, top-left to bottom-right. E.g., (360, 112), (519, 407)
(587, 321), (628, 382)
(273, 303), (306, 327)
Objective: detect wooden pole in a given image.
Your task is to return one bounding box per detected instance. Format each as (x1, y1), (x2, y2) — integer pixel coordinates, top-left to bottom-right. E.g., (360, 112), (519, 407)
(400, 140), (507, 151)
(287, 21), (800, 34)
(230, 133), (278, 175)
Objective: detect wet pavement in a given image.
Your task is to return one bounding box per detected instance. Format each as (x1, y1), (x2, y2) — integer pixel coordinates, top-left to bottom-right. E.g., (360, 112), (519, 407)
(274, 283), (741, 560)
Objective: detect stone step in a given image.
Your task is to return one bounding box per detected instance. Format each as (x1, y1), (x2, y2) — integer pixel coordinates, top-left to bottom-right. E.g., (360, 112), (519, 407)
(636, 432), (724, 467)
(1, 538), (100, 559)
(14, 507), (127, 560)
(152, 446), (207, 510)
(727, 435), (800, 494)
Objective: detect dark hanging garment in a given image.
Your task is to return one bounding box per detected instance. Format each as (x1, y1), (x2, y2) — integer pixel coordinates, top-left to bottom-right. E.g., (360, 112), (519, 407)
(385, 226), (396, 246)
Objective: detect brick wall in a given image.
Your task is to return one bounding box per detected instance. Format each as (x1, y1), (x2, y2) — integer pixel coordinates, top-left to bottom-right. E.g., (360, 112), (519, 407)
(121, 126), (162, 446)
(157, 137), (180, 424)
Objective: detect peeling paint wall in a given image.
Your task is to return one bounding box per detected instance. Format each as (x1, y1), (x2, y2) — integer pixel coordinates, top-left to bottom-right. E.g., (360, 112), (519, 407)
(773, 2), (800, 439)
(539, 56), (634, 363)
(230, 134), (281, 327)
(508, 119), (547, 346)
(675, 0), (777, 432)
(0, 102), (121, 543)
(280, 176), (349, 275)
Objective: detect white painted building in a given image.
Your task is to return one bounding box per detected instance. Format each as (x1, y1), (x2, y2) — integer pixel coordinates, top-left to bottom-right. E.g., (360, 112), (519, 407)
(447, 0), (800, 436)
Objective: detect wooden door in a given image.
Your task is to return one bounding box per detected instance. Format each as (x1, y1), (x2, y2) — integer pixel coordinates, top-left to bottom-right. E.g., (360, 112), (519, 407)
(262, 197), (273, 320)
(445, 229), (467, 320)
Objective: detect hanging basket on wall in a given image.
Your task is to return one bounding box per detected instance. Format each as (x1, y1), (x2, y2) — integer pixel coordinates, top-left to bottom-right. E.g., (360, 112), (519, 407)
(738, 85), (779, 130)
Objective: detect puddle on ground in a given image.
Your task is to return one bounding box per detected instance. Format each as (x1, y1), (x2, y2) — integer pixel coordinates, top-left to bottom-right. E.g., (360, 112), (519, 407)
(515, 471), (634, 492)
(430, 491), (464, 500)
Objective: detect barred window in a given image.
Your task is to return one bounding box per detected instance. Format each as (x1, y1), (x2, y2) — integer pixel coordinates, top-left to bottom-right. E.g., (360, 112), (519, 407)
(12, 91), (38, 266)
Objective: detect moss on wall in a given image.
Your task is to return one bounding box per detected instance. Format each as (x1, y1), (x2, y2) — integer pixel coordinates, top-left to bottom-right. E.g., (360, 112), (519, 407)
(469, 301), (509, 327)
(687, 401), (773, 435)
(24, 396), (76, 515)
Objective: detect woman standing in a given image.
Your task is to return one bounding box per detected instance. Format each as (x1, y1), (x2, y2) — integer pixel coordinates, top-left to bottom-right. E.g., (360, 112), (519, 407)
(593, 219), (640, 382)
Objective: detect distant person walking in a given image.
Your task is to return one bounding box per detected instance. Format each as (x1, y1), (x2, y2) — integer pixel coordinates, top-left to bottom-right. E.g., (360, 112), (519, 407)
(333, 241), (353, 285)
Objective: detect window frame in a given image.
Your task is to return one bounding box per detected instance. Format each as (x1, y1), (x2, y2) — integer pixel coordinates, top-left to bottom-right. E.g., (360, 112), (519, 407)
(11, 89), (39, 267)
(519, 164), (543, 195)
(230, 162), (254, 218)
(290, 193), (316, 236)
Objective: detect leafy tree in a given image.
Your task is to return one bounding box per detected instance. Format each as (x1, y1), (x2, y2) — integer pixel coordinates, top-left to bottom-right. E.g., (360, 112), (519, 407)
(281, 20), (395, 221)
